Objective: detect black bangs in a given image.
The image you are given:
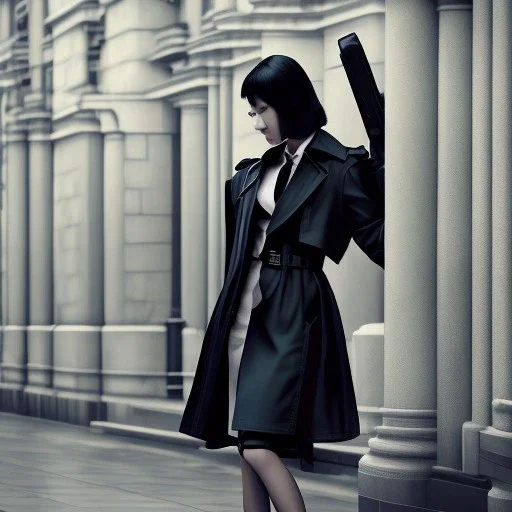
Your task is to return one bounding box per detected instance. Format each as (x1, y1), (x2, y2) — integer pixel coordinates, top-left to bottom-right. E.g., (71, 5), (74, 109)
(241, 55), (327, 139)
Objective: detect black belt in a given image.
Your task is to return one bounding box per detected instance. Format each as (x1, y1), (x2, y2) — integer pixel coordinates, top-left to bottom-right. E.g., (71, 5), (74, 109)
(253, 249), (323, 269)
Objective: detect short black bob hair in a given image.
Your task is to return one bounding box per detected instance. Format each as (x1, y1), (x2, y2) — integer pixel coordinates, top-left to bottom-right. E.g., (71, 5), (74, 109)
(241, 55), (327, 140)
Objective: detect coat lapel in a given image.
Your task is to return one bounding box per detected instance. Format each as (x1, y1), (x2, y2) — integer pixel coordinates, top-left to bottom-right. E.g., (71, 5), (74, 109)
(265, 129), (350, 237)
(266, 151), (327, 237)
(234, 130), (350, 238)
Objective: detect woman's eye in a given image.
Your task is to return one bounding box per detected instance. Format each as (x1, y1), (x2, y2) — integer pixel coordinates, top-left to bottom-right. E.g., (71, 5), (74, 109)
(260, 107), (267, 113)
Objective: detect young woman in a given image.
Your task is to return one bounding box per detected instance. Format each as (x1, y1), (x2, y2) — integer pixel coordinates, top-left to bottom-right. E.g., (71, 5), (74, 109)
(180, 55), (385, 511)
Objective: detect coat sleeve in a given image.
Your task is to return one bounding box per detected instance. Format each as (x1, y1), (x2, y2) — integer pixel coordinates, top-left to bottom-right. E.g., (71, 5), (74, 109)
(340, 158), (384, 269)
(224, 178), (235, 279)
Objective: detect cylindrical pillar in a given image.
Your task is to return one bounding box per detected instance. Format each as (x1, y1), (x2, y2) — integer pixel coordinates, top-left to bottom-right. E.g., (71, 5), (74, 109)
(52, 126), (104, 424)
(26, 120), (53, 394)
(180, 0), (202, 38)
(28, 0), (45, 97)
(207, 78), (221, 318)
(0, 0), (12, 41)
(358, 1), (439, 509)
(491, 0), (512, 418)
(436, 0), (473, 471)
(463, 0), (493, 476)
(103, 132), (125, 325)
(179, 95), (208, 401)
(2, 120), (28, 394)
(219, 69), (233, 281)
(485, 2), (512, 510)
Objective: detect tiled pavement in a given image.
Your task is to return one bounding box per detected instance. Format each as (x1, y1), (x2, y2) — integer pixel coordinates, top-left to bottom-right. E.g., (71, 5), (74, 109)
(0, 413), (358, 512)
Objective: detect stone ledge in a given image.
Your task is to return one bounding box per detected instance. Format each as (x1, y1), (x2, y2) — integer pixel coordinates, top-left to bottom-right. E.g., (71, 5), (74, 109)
(90, 420), (204, 448)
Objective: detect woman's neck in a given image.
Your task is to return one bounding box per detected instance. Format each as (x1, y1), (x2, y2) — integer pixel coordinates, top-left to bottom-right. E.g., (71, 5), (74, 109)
(286, 138), (306, 155)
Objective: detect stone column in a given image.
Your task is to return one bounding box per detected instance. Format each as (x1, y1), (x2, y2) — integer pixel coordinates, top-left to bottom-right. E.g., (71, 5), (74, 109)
(52, 120), (104, 425)
(24, 0), (55, 418)
(180, 0), (202, 38)
(483, 2), (512, 510)
(208, 75), (221, 318)
(436, 0), (473, 471)
(26, 119), (54, 405)
(178, 94), (208, 401)
(96, 0), (177, 404)
(0, 0), (12, 41)
(103, 132), (125, 325)
(1, 118), (28, 410)
(358, 1), (439, 510)
(462, 0), (493, 476)
(219, 69), (233, 281)
(27, 0), (45, 103)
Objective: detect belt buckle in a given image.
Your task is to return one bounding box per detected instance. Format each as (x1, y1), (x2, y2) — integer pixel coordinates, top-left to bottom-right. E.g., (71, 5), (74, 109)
(268, 250), (281, 266)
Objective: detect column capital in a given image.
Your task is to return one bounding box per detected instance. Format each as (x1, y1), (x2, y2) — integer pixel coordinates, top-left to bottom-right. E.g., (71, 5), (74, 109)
(174, 95), (208, 109)
(28, 122), (52, 142)
(5, 120), (28, 142)
(103, 131), (124, 141)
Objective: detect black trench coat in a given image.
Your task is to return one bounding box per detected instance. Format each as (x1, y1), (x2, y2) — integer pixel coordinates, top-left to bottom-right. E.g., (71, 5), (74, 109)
(179, 129), (384, 464)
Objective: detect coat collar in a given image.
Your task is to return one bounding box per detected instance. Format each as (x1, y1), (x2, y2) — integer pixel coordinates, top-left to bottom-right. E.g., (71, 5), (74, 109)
(258, 129), (349, 164)
(236, 129), (349, 202)
(305, 129), (349, 162)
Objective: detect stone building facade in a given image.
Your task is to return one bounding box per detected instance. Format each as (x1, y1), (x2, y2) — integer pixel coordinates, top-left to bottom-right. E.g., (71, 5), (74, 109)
(0, 1), (510, 511)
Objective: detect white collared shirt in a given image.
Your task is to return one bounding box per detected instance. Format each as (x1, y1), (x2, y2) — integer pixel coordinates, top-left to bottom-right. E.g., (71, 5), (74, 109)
(257, 131), (316, 215)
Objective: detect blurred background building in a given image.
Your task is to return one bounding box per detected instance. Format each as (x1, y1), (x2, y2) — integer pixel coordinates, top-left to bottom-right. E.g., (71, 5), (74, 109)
(0, 1), (510, 511)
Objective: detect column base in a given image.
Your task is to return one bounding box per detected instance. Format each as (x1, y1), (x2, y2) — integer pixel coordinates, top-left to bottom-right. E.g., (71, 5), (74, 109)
(166, 317), (185, 399)
(101, 325), (167, 397)
(480, 426), (512, 503)
(27, 325), (54, 387)
(0, 384), (104, 425)
(53, 326), (101, 393)
(463, 421), (487, 474)
(24, 385), (58, 420)
(488, 481), (512, 512)
(1, 326), (27, 384)
(358, 408), (437, 507)
(360, 466), (492, 512)
(0, 383), (27, 414)
(53, 390), (105, 425)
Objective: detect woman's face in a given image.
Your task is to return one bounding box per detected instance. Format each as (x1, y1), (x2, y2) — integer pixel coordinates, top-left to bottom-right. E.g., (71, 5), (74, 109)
(248, 97), (282, 145)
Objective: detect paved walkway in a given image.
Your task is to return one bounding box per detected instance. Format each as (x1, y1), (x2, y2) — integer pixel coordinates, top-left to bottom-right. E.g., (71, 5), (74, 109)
(0, 413), (358, 512)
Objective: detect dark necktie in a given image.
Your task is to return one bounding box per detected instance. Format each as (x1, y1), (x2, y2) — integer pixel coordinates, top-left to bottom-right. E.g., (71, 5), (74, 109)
(274, 153), (293, 203)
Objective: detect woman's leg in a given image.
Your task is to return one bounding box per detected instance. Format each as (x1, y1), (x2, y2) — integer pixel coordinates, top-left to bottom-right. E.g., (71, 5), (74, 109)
(241, 448), (306, 512)
(240, 454), (271, 512)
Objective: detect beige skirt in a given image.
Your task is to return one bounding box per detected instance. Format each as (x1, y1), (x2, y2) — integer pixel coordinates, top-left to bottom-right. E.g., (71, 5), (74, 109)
(227, 258), (262, 437)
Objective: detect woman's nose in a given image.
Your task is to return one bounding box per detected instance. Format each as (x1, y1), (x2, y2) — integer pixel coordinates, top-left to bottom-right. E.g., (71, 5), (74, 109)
(253, 115), (266, 131)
